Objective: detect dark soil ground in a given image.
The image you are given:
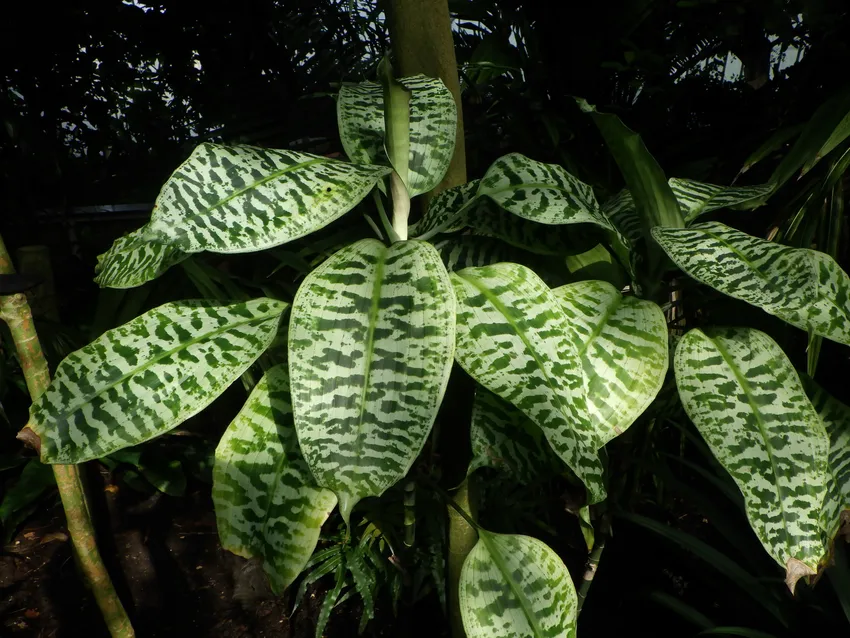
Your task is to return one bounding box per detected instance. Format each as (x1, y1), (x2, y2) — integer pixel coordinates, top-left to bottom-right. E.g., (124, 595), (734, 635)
(0, 465), (431, 638)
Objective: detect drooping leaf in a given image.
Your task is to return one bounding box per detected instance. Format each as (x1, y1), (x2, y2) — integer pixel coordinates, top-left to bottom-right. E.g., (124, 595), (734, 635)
(213, 365), (337, 593)
(451, 263), (605, 503)
(289, 239), (455, 522)
(143, 143), (390, 253)
(652, 222), (850, 345)
(468, 387), (562, 484)
(674, 327), (830, 591)
(27, 298), (287, 463)
(459, 531), (578, 638)
(337, 75), (456, 197)
(668, 178), (774, 223)
(739, 124), (803, 174)
(553, 280), (668, 446)
(95, 227), (189, 289)
(801, 376), (850, 540)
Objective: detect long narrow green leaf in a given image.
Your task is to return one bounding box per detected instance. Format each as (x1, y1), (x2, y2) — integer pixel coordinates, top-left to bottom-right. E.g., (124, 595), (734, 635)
(577, 98), (684, 230)
(675, 327), (830, 591)
(653, 222), (850, 345)
(337, 75), (456, 197)
(28, 298), (287, 463)
(142, 143), (390, 254)
(213, 365), (337, 594)
(739, 124), (803, 175)
(553, 280), (668, 446)
(451, 263), (605, 503)
(289, 239), (455, 522)
(94, 227), (189, 289)
(459, 531), (578, 638)
(468, 387), (562, 483)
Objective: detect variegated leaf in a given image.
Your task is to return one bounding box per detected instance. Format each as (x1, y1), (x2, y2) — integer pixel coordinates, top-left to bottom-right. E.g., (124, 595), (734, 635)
(468, 387), (562, 484)
(94, 227), (189, 289)
(477, 153), (612, 230)
(289, 239), (455, 521)
(553, 281), (668, 446)
(144, 143), (390, 253)
(460, 531), (577, 638)
(213, 365), (337, 594)
(409, 180), (480, 238)
(802, 377), (850, 540)
(27, 298), (287, 463)
(601, 189), (641, 247)
(451, 263), (605, 503)
(668, 178), (774, 224)
(432, 236), (528, 272)
(653, 222), (850, 345)
(675, 327), (830, 591)
(336, 75), (456, 197)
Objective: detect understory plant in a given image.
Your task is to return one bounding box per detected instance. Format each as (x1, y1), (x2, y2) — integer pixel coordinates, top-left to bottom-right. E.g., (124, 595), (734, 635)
(13, 54), (850, 637)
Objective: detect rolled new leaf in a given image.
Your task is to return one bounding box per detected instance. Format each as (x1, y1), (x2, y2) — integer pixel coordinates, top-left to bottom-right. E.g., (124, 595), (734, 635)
(288, 239), (455, 522)
(653, 222), (850, 345)
(213, 365), (337, 593)
(337, 75), (456, 197)
(24, 298), (287, 463)
(553, 280), (668, 446)
(675, 327), (830, 592)
(451, 263), (605, 503)
(144, 143), (390, 254)
(459, 531), (578, 638)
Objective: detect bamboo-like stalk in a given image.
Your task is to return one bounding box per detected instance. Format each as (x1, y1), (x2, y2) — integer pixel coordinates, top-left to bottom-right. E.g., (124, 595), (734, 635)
(0, 234), (135, 638)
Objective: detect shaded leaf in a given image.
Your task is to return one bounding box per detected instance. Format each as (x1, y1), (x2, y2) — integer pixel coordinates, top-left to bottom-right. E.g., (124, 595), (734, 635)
(668, 178), (774, 223)
(95, 227), (189, 289)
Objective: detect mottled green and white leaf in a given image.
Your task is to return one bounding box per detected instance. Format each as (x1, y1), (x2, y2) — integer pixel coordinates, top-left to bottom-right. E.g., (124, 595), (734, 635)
(213, 365), (337, 593)
(477, 153), (612, 230)
(144, 143), (390, 254)
(460, 531), (577, 638)
(289, 239), (455, 521)
(337, 75), (456, 197)
(95, 227), (189, 289)
(653, 222), (850, 345)
(468, 387), (562, 483)
(802, 376), (850, 540)
(409, 180), (480, 238)
(601, 189), (641, 247)
(668, 178), (774, 224)
(451, 263), (605, 503)
(432, 236), (528, 272)
(675, 327), (830, 590)
(553, 280), (668, 446)
(28, 298), (286, 464)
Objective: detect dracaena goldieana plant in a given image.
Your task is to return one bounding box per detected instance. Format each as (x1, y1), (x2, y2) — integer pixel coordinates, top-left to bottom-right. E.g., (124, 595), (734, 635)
(15, 59), (850, 637)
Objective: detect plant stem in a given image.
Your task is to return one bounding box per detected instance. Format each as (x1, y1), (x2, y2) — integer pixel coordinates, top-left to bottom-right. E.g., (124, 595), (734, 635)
(577, 517), (610, 614)
(446, 477), (478, 636)
(0, 234), (134, 638)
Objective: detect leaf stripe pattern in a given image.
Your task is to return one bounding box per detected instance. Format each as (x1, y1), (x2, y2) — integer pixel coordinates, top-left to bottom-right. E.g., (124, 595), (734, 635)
(468, 387), (562, 484)
(802, 376), (850, 541)
(653, 222), (850, 345)
(675, 327), (829, 589)
(451, 263), (605, 503)
(337, 75), (456, 197)
(213, 365), (337, 593)
(144, 143), (390, 254)
(432, 236), (527, 273)
(409, 180), (479, 238)
(289, 239), (455, 521)
(668, 178), (774, 224)
(553, 281), (668, 446)
(94, 226), (189, 289)
(459, 531), (577, 638)
(28, 298), (287, 464)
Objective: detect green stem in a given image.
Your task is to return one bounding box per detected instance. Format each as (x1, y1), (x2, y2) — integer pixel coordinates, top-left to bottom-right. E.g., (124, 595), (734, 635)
(0, 234), (134, 638)
(577, 516), (610, 614)
(446, 477), (478, 636)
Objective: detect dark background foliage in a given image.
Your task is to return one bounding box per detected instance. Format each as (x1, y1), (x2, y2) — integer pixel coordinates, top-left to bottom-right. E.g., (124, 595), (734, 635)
(2, 1), (850, 636)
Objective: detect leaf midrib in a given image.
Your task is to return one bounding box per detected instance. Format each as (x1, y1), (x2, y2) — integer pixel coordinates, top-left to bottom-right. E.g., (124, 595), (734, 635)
(41, 303), (282, 424)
